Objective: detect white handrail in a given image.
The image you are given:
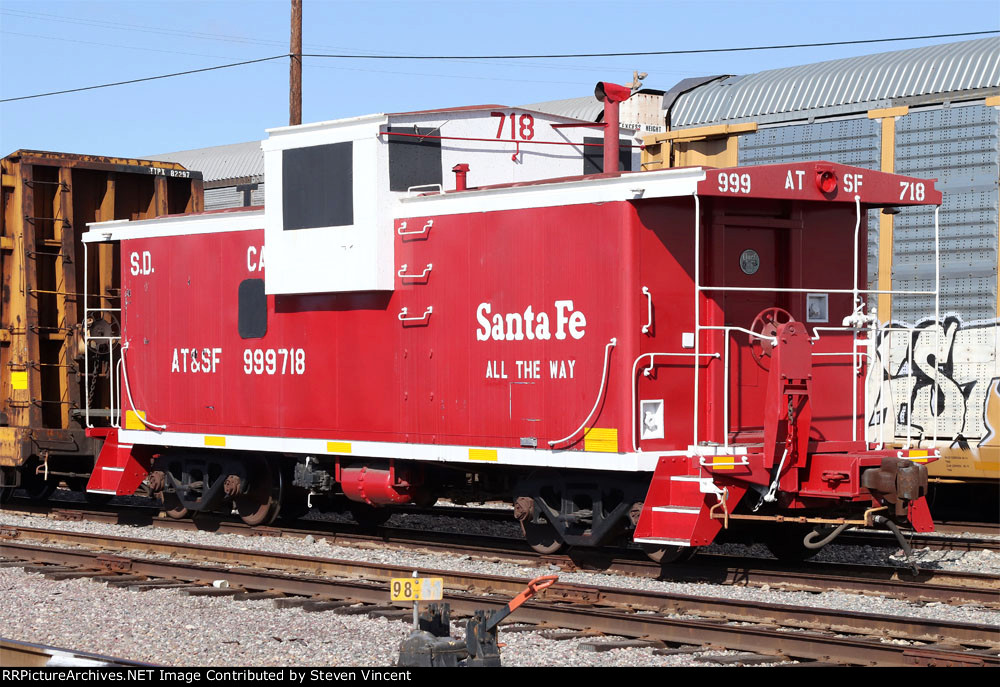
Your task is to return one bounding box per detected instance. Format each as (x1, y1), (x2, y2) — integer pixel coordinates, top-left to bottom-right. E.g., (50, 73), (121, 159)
(397, 263), (433, 280)
(698, 456), (750, 468)
(398, 306), (433, 323)
(119, 342), (166, 431)
(397, 220), (434, 236)
(641, 286), (652, 334)
(693, 193), (701, 447)
(549, 338), (617, 448)
(687, 191), (940, 451)
(632, 351), (719, 452)
(932, 205), (941, 446)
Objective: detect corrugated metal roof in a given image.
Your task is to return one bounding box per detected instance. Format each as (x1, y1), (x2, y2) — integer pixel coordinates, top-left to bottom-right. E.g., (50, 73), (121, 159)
(522, 95), (604, 122)
(672, 38), (1000, 128)
(145, 140), (263, 183)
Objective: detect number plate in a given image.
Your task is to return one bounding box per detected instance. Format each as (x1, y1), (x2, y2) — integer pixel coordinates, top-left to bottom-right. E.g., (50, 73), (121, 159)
(390, 577), (443, 601)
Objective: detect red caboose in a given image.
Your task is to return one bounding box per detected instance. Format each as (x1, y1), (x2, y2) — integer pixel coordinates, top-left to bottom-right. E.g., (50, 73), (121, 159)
(83, 87), (941, 560)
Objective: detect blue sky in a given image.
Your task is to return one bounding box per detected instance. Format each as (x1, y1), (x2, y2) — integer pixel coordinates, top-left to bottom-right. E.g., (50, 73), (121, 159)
(1, 0), (997, 157)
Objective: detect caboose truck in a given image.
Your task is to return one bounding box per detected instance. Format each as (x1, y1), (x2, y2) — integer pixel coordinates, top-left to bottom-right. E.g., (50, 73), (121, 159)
(80, 84), (942, 562)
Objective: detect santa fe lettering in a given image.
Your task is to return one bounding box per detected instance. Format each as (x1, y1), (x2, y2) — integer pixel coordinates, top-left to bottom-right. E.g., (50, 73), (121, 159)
(476, 300), (586, 342)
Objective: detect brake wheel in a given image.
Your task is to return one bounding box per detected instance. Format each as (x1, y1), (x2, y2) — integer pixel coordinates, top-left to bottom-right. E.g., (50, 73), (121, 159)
(749, 307), (794, 370)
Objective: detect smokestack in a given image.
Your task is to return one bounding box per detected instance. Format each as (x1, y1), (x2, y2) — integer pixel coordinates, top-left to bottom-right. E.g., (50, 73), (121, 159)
(594, 81), (632, 173)
(452, 163), (470, 191)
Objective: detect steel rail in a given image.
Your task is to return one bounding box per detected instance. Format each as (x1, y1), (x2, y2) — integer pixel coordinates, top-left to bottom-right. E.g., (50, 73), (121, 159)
(3, 503), (998, 604)
(1, 530), (998, 663)
(0, 637), (152, 667)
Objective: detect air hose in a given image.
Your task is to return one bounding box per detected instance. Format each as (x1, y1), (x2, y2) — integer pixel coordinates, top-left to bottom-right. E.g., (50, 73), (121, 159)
(803, 522), (850, 549)
(874, 514), (920, 575)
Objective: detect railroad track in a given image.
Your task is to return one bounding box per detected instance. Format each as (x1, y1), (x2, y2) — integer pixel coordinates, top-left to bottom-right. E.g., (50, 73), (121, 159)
(2, 502), (998, 605)
(1, 526), (998, 667)
(934, 521), (1000, 537)
(7, 494), (998, 553)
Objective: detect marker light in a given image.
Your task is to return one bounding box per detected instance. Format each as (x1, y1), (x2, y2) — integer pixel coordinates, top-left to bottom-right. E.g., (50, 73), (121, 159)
(816, 169), (838, 194)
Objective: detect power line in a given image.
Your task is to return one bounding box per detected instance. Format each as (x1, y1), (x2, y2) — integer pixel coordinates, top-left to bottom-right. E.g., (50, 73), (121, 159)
(3, 30), (996, 104)
(1, 55), (288, 103)
(300, 30), (998, 60)
(0, 7), (725, 75)
(0, 8), (289, 48)
(1, 30), (248, 61)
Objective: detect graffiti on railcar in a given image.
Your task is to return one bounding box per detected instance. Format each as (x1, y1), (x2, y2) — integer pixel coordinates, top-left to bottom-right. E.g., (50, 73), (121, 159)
(867, 317), (998, 449)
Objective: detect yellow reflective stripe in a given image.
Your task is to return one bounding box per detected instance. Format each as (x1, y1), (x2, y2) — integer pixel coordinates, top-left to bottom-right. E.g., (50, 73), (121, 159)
(327, 441), (352, 454)
(204, 436), (226, 447)
(469, 449), (497, 462)
(125, 410), (147, 431)
(584, 427), (618, 453)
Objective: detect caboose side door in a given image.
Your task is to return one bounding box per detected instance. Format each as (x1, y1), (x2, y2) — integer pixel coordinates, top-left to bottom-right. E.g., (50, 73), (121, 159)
(705, 209), (798, 443)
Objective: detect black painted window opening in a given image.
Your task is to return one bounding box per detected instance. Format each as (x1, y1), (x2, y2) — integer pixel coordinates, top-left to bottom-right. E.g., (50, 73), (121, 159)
(282, 141), (354, 230)
(387, 127), (443, 193)
(238, 278), (267, 339)
(582, 137), (632, 175)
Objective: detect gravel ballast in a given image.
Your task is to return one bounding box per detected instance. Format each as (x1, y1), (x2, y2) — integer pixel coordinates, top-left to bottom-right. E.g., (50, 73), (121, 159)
(2, 500), (998, 666)
(0, 567), (792, 667)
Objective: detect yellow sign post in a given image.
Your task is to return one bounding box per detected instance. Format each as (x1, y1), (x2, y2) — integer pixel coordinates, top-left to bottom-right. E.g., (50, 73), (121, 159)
(391, 572), (444, 629)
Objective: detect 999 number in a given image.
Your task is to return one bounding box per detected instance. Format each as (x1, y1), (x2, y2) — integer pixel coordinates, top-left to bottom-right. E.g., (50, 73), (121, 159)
(718, 171), (751, 194)
(242, 348), (305, 375)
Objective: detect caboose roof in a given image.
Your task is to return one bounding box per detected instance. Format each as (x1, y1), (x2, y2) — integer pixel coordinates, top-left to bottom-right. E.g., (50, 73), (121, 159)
(85, 160), (940, 244)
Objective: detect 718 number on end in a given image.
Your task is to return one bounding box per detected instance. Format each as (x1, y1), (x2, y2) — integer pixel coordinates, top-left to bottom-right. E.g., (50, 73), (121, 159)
(899, 181), (925, 202)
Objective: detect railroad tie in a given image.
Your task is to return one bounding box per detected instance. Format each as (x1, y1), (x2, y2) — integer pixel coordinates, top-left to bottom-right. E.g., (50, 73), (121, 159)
(43, 571), (118, 581)
(367, 608), (413, 620)
(333, 604), (397, 616)
(303, 600), (356, 613)
(185, 587), (246, 597)
(496, 624), (544, 633)
(652, 645), (704, 656)
(696, 654), (789, 666)
(234, 590), (286, 601)
(95, 574), (147, 585)
(538, 630), (602, 641)
(577, 639), (662, 652)
(127, 581), (202, 592)
(20, 565), (77, 574)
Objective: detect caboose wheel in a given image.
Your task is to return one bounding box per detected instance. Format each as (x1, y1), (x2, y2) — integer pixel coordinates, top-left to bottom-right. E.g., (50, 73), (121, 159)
(20, 460), (57, 501)
(641, 544), (695, 564)
(84, 492), (114, 506)
(348, 503), (392, 529)
(158, 492), (189, 519)
(523, 522), (564, 555)
(235, 458), (282, 526)
(0, 468), (13, 503)
(749, 307), (795, 370)
(66, 477), (114, 506)
(762, 524), (820, 562)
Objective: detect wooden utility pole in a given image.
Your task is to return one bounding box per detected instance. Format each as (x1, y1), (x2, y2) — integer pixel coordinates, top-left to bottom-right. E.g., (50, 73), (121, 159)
(290, 0), (302, 126)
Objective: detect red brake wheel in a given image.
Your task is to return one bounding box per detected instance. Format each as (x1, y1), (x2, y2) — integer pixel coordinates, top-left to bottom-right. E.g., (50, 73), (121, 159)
(749, 307), (794, 370)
